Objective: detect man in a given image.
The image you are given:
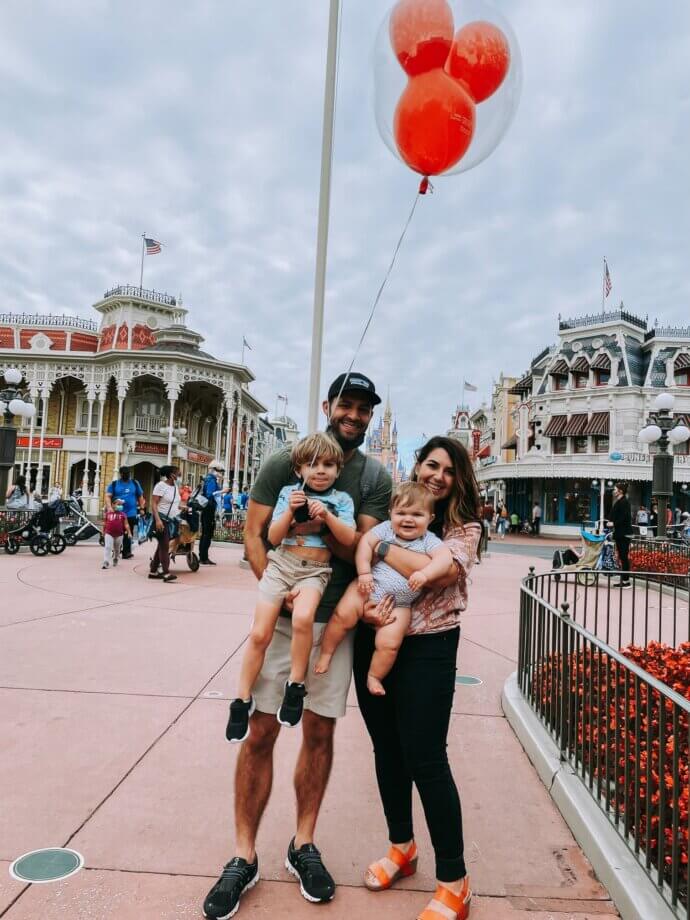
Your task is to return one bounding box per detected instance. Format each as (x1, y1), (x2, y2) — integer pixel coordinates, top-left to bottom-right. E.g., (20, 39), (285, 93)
(609, 482), (632, 588)
(532, 501), (542, 536)
(203, 372), (392, 920)
(199, 460), (224, 566)
(105, 466), (145, 559)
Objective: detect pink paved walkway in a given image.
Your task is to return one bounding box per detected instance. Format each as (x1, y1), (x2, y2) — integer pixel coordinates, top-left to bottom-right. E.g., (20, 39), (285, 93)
(0, 541), (619, 919)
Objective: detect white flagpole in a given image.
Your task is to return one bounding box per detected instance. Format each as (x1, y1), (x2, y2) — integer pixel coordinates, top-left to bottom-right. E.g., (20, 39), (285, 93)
(307, 0), (340, 432)
(602, 257), (605, 315)
(140, 235), (146, 290)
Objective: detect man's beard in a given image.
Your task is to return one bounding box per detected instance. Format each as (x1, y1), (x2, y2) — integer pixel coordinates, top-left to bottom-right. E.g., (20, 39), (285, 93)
(327, 422), (366, 451)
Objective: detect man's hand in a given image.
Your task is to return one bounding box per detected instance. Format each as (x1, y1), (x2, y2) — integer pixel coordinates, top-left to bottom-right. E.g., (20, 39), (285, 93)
(288, 490), (306, 512)
(283, 587), (300, 613)
(308, 499), (327, 520)
(408, 570), (429, 592)
(361, 594), (396, 628)
(357, 573), (374, 596)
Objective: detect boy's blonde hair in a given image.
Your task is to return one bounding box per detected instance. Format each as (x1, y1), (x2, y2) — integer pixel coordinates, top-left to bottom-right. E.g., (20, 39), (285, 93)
(291, 432), (344, 472)
(390, 481), (435, 514)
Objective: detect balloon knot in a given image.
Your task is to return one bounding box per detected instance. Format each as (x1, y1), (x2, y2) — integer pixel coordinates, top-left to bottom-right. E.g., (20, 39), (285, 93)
(418, 177), (433, 195)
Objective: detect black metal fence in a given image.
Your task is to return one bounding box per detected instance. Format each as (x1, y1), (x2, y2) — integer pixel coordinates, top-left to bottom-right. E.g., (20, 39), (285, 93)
(0, 509), (34, 541)
(213, 512), (246, 544)
(629, 536), (690, 588)
(518, 570), (690, 915)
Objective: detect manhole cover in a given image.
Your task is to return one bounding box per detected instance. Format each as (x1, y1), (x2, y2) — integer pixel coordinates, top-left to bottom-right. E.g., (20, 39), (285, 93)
(9, 848), (84, 883)
(455, 675), (483, 686)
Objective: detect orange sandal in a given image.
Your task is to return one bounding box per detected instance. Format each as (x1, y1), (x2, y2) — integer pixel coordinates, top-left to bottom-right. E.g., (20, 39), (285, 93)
(417, 879), (472, 920)
(364, 841), (418, 891)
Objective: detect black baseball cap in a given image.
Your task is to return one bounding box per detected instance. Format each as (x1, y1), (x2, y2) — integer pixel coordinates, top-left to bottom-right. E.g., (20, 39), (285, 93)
(327, 372), (382, 406)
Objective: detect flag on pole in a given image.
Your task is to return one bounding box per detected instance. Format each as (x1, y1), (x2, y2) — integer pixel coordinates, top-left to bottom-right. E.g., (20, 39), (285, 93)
(604, 260), (612, 297)
(243, 337), (252, 351)
(463, 381), (478, 392)
(144, 237), (162, 255)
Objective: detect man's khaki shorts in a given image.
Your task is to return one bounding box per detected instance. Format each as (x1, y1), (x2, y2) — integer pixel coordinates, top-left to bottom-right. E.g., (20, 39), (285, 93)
(258, 546), (332, 600)
(253, 615), (354, 720)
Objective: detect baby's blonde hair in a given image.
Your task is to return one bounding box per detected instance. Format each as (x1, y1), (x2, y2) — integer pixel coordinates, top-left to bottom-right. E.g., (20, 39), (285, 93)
(291, 432), (344, 472)
(390, 481), (435, 514)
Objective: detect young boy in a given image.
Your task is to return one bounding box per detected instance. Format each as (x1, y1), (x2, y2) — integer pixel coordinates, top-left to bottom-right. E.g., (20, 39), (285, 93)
(226, 432), (357, 742)
(102, 498), (131, 569)
(315, 481), (452, 695)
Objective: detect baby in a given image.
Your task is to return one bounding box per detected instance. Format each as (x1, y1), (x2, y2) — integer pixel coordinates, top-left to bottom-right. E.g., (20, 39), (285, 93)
(226, 432), (357, 742)
(315, 481), (452, 695)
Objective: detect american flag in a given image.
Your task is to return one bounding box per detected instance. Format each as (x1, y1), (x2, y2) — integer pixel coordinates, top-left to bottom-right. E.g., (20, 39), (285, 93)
(604, 260), (612, 297)
(145, 237), (162, 255)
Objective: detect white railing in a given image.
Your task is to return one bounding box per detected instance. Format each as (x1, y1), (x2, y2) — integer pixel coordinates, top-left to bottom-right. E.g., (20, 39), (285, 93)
(0, 313), (98, 331)
(129, 416), (165, 434)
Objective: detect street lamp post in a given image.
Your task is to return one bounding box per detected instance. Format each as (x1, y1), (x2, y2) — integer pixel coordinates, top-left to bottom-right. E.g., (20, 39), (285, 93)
(639, 392), (690, 538)
(0, 368), (36, 503)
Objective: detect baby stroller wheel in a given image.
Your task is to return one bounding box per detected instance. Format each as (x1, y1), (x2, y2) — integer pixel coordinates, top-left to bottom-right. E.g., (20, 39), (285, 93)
(577, 570), (598, 587)
(63, 531), (77, 546)
(49, 534), (67, 555)
(187, 551), (200, 572)
(4, 536), (20, 554)
(30, 534), (50, 556)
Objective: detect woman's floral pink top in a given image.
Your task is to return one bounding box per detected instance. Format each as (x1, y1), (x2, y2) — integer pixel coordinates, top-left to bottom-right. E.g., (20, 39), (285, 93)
(408, 521), (482, 636)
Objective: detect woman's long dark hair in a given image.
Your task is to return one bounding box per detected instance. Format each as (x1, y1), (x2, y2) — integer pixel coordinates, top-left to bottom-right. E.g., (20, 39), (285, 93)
(412, 436), (482, 537)
(14, 475), (27, 492)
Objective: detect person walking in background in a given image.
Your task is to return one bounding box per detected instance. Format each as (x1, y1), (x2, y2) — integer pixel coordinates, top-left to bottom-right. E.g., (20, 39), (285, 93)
(199, 460), (224, 566)
(532, 501), (542, 536)
(5, 474), (29, 509)
(498, 504), (509, 539)
(102, 498), (130, 569)
(149, 465), (181, 584)
(239, 488), (249, 511)
(608, 482), (632, 589)
(649, 504), (658, 537)
(106, 466), (145, 560)
(510, 510), (519, 534)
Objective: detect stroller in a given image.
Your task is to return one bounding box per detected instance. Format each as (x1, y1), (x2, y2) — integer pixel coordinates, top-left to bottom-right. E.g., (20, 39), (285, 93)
(553, 527), (618, 586)
(168, 504), (201, 572)
(62, 495), (104, 545)
(3, 500), (67, 556)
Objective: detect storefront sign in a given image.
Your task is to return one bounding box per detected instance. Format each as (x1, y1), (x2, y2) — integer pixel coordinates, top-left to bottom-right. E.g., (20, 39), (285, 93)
(472, 430), (481, 455)
(188, 450), (213, 464)
(481, 455), (497, 467)
(16, 436), (63, 449)
(134, 441), (167, 455)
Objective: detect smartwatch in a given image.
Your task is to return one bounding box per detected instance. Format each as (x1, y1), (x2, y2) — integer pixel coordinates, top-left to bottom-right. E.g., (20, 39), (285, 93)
(376, 541), (391, 559)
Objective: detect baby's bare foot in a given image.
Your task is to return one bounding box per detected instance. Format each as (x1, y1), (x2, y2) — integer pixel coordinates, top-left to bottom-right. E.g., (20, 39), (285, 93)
(367, 674), (385, 695)
(314, 653), (332, 674)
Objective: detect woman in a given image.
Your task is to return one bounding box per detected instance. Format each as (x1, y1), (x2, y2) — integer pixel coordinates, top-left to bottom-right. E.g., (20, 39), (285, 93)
(149, 465), (181, 583)
(354, 436), (482, 920)
(5, 475), (29, 509)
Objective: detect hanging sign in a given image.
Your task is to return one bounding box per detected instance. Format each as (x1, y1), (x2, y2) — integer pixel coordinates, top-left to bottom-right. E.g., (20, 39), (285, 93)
(188, 450), (213, 464)
(16, 436), (63, 449)
(134, 441), (167, 455)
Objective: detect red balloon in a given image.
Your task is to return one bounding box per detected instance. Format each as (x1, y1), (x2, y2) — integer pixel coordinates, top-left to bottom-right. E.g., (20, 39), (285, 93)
(445, 21), (510, 103)
(389, 0), (455, 77)
(394, 69), (475, 176)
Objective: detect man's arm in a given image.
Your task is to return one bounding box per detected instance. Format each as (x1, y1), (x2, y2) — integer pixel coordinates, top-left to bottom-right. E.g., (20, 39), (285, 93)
(244, 500), (273, 580)
(325, 512), (380, 563)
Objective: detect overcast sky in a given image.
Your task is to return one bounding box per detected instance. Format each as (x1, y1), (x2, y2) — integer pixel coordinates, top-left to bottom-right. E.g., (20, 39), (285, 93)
(1, 1), (689, 469)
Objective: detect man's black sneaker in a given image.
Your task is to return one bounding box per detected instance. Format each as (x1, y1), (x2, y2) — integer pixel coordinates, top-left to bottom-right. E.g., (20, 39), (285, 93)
(200, 559), (217, 565)
(277, 681), (307, 727)
(226, 697), (255, 743)
(285, 838), (335, 903)
(203, 856), (259, 919)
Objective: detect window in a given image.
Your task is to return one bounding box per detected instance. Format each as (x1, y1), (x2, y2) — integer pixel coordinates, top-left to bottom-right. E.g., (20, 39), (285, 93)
(544, 484), (560, 523)
(564, 480), (591, 524)
(552, 436), (567, 454)
(572, 436), (588, 454)
(594, 435), (609, 453)
(674, 371), (690, 387)
(573, 373), (588, 389)
(594, 369), (610, 387)
(78, 399), (99, 431)
(674, 440), (690, 456)
(552, 376), (566, 391)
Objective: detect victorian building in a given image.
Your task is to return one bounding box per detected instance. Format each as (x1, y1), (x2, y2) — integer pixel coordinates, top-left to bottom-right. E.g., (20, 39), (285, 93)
(476, 307), (690, 534)
(0, 285), (268, 511)
(366, 393), (405, 482)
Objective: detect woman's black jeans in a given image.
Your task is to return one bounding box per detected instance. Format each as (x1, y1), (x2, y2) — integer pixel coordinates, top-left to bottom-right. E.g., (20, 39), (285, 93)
(353, 623), (466, 882)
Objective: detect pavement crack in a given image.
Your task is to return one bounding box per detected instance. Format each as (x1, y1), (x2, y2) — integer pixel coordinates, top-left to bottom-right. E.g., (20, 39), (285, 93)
(461, 637), (517, 664)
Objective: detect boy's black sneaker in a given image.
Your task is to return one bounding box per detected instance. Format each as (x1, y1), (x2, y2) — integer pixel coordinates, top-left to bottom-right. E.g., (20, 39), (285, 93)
(226, 697), (255, 743)
(285, 838), (335, 903)
(203, 856), (259, 919)
(277, 681), (307, 727)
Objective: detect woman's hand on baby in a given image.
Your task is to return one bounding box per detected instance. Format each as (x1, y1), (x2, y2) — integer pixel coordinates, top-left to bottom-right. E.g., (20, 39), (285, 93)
(408, 570), (429, 591)
(308, 499), (327, 520)
(362, 594), (396, 628)
(357, 573), (374, 596)
(288, 490), (307, 511)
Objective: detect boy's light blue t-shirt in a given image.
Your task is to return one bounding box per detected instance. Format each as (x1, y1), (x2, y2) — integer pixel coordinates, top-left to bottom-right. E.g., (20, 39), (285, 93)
(272, 483), (355, 549)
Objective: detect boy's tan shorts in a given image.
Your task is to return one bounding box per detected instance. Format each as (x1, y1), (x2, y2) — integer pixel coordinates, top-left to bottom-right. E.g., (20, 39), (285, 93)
(258, 546), (332, 600)
(253, 616), (354, 720)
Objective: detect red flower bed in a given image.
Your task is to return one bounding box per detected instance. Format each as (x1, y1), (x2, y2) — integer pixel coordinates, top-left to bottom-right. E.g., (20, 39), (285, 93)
(629, 545), (690, 576)
(539, 641), (689, 903)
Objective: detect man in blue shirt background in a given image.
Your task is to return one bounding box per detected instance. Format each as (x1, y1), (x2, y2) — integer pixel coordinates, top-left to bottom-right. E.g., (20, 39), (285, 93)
(105, 466), (145, 559)
(199, 460), (224, 566)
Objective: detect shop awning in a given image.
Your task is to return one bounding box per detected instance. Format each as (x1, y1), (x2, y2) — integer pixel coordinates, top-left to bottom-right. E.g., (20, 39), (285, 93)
(675, 352), (690, 370)
(591, 352), (611, 370)
(501, 435), (518, 450)
(476, 445), (491, 459)
(583, 412), (610, 436)
(571, 356), (589, 373)
(543, 415), (567, 437)
(562, 414), (588, 436)
(509, 373), (532, 395)
(549, 359), (569, 376)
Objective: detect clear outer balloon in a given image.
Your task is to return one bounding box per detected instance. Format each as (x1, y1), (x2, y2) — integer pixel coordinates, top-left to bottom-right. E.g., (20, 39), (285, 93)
(374, 0), (522, 177)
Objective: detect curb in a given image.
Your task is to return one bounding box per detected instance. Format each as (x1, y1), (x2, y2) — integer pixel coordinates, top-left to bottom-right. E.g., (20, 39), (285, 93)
(502, 672), (675, 920)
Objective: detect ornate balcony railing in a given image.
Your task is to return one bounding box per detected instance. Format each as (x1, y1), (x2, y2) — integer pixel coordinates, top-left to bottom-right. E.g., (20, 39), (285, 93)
(127, 416), (165, 434)
(645, 325), (690, 342)
(103, 286), (177, 306)
(0, 313), (98, 331)
(558, 309), (647, 332)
